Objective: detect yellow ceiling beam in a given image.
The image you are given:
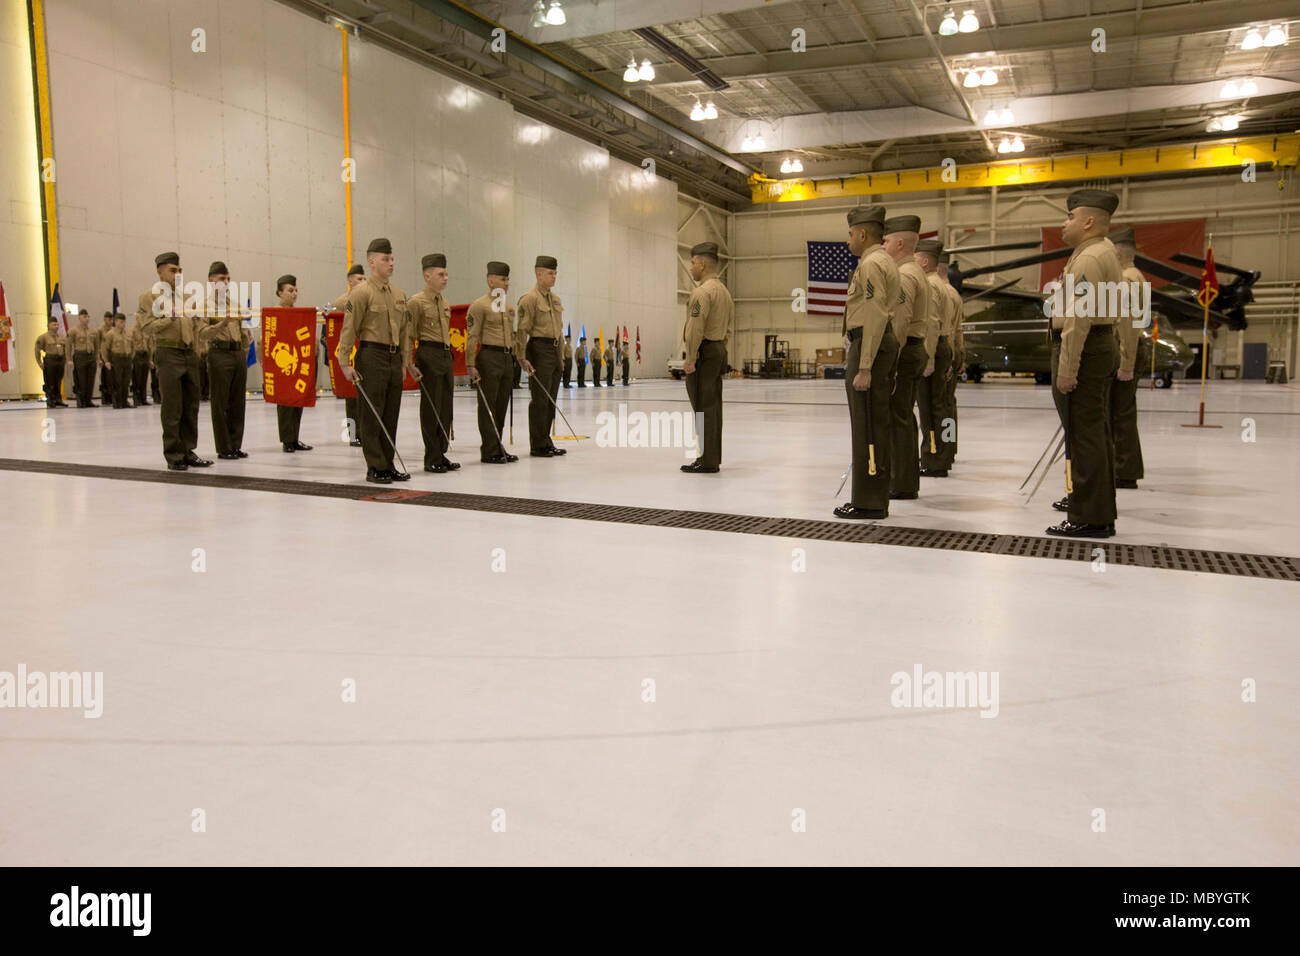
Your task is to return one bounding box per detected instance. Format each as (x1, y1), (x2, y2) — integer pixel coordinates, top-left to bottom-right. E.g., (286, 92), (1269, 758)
(748, 134), (1300, 204)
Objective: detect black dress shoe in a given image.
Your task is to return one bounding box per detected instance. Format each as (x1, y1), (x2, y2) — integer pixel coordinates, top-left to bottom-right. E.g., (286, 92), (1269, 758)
(920, 469), (948, 478)
(441, 459), (461, 470)
(291, 441), (312, 451)
(425, 462), (449, 473)
(366, 468), (392, 484)
(387, 469), (411, 481)
(1046, 520), (1115, 539)
(234, 450), (248, 458)
(87, 402), (99, 408)
(680, 462), (719, 474)
(283, 443), (296, 452)
(349, 438), (362, 447)
(1052, 494), (1071, 513)
(889, 490), (918, 500)
(530, 448), (555, 457)
(184, 454), (213, 467)
(549, 447), (566, 456)
(56, 402), (70, 407)
(218, 452), (240, 460)
(833, 504), (887, 519)
(167, 461), (188, 471)
(1115, 478), (1138, 489)
(481, 454), (508, 464)
(504, 452), (518, 462)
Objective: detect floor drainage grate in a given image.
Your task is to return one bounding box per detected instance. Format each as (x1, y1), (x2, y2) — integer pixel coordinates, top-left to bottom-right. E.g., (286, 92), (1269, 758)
(4, 457), (1297, 582)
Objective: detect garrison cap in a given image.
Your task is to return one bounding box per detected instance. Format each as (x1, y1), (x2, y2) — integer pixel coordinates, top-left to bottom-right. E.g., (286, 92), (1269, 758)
(421, 253), (447, 270)
(535, 255), (558, 270)
(689, 242), (719, 259)
(347, 264), (365, 277)
(366, 237), (393, 255)
(883, 215), (921, 234)
(155, 251), (180, 267)
(915, 238), (943, 256)
(937, 250), (951, 264)
(487, 261), (510, 277)
(1110, 226), (1136, 245)
(208, 261), (228, 277)
(276, 274), (296, 290)
(103, 310), (115, 318)
(1066, 188), (1119, 215)
(847, 205), (886, 228)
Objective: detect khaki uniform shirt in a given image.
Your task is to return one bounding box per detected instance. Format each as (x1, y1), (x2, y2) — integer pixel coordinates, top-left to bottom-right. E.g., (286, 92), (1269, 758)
(843, 246), (899, 365)
(68, 324), (98, 356)
(619, 346), (629, 364)
(590, 346), (602, 367)
(515, 285), (564, 361)
(1117, 264), (1145, 374)
(575, 344), (587, 363)
(136, 288), (200, 349)
(130, 324), (153, 356)
(896, 261), (935, 361)
(407, 289), (451, 344)
(35, 330), (68, 364)
(465, 292), (515, 370)
(946, 284), (965, 365)
(201, 293), (251, 349)
(684, 275), (734, 359)
(100, 327), (134, 360)
(926, 271), (952, 338)
(337, 276), (411, 368)
(1057, 236), (1121, 379)
(563, 342), (573, 360)
(330, 291), (351, 311)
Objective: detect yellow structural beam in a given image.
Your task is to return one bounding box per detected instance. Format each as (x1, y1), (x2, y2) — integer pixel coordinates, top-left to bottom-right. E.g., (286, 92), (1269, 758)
(749, 134), (1300, 204)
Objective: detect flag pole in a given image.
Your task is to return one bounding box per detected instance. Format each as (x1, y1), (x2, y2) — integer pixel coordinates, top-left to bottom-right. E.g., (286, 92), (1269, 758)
(1183, 234), (1222, 428)
(1149, 316), (1156, 390)
(1197, 296), (1209, 425)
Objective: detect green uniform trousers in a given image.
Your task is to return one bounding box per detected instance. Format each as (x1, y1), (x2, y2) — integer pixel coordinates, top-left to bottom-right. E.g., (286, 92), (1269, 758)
(1109, 374), (1144, 481)
(590, 360), (602, 386)
(918, 337), (954, 471)
(42, 357), (66, 405)
(414, 342), (454, 466)
(1051, 329), (1119, 525)
(475, 348), (512, 458)
(685, 339), (726, 468)
(353, 345), (403, 471)
(132, 352), (151, 405)
(526, 339), (561, 453)
(890, 336), (927, 494)
(73, 352), (97, 407)
(576, 360), (586, 386)
(155, 345), (201, 466)
(846, 327), (900, 511)
(207, 346), (247, 454)
(107, 355), (132, 408)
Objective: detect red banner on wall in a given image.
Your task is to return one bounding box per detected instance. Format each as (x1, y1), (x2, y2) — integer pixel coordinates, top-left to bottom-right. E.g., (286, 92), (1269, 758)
(1039, 218), (1206, 290)
(262, 307), (318, 407)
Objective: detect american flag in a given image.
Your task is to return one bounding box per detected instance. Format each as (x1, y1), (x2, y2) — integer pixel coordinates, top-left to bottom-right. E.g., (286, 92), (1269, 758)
(806, 241), (859, 316)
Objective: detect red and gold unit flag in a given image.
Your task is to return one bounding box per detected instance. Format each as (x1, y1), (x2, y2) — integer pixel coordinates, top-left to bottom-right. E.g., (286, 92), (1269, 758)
(323, 310), (356, 398)
(1197, 246), (1219, 307)
(262, 307), (318, 407)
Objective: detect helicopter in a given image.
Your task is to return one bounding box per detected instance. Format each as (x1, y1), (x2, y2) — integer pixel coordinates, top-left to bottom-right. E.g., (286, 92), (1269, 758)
(944, 236), (1248, 387)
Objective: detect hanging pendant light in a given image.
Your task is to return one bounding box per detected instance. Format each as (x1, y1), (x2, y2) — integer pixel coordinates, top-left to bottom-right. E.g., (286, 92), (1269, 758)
(638, 59), (655, 81)
(545, 1), (566, 26)
(938, 10), (958, 36)
(623, 59), (639, 83)
(703, 101), (718, 120)
(958, 9), (979, 33)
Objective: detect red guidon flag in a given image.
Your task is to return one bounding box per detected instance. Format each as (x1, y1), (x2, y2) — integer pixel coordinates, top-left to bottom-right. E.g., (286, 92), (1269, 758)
(449, 304), (468, 376)
(0, 281), (13, 373)
(262, 307), (318, 407)
(1197, 245), (1219, 307)
(323, 310), (355, 398)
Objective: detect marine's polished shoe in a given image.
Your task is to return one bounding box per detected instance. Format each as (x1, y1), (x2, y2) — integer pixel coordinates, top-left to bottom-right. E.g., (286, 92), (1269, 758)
(680, 462), (719, 474)
(218, 452), (240, 460)
(1046, 520), (1115, 539)
(386, 469), (411, 481)
(833, 504), (887, 520)
(549, 447), (566, 456)
(920, 469), (948, 478)
(349, 438), (362, 447)
(889, 490), (918, 500)
(366, 468), (392, 484)
(530, 448), (556, 457)
(184, 454), (213, 467)
(167, 461), (188, 471)
(425, 462), (449, 473)
(504, 452), (519, 462)
(1115, 478), (1138, 489)
(283, 441), (313, 452)
(1052, 494), (1071, 513)
(234, 450), (248, 458)
(481, 454), (509, 464)
(441, 459), (461, 470)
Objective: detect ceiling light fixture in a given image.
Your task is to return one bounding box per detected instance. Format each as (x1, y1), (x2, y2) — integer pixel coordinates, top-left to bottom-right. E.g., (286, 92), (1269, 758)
(963, 70), (981, 88)
(545, 1), (566, 26)
(1010, 136), (1024, 152)
(1220, 114), (1240, 131)
(983, 108), (999, 125)
(1220, 81), (1239, 98)
(998, 137), (1011, 153)
(958, 9), (979, 33)
(999, 108), (1015, 124)
(780, 158), (791, 173)
(1241, 78), (1258, 96)
(790, 158), (802, 172)
(530, 1), (547, 29)
(1263, 25), (1287, 47)
(1240, 28), (1264, 50)
(623, 59), (639, 82)
(1207, 118), (1223, 132)
(703, 101), (718, 119)
(939, 10), (958, 36)
(690, 101), (704, 121)
(638, 58), (655, 81)
(981, 69), (998, 86)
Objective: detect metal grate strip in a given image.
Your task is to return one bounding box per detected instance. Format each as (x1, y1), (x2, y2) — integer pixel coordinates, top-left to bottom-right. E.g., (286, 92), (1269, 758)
(2, 458), (1297, 583)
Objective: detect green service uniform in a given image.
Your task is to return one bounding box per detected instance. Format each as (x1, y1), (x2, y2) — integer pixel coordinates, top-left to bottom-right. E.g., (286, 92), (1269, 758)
(466, 292), (515, 459)
(131, 322), (154, 405)
(99, 319), (115, 404)
(919, 269), (955, 472)
(589, 344), (602, 386)
(1111, 264), (1145, 482)
(408, 288), (455, 468)
(889, 261), (933, 495)
(844, 246), (902, 511)
(337, 276), (411, 473)
(137, 289), (203, 467)
(202, 304), (250, 455)
(620, 345), (630, 386)
(1052, 236), (1121, 526)
(683, 276), (734, 469)
(99, 326), (135, 408)
(67, 323), (99, 407)
(605, 346), (614, 386)
(562, 341), (572, 387)
(945, 282), (964, 460)
(516, 284), (565, 454)
(575, 343), (587, 387)
(35, 330), (68, 406)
